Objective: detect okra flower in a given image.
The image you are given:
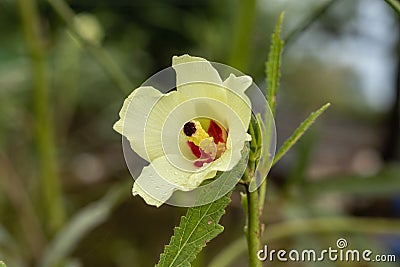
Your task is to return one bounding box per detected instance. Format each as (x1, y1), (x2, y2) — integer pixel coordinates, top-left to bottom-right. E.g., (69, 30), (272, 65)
(114, 55), (252, 207)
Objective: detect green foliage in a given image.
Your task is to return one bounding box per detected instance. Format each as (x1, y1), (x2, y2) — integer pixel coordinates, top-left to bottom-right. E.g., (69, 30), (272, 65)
(39, 181), (129, 267)
(266, 12), (284, 114)
(156, 193), (231, 267)
(0, 261), (6, 267)
(273, 103), (331, 165)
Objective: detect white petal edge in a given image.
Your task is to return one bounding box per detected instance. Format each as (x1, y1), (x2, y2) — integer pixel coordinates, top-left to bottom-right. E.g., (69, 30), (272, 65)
(223, 74), (252, 128)
(113, 86), (163, 162)
(132, 155), (218, 207)
(223, 73), (252, 94)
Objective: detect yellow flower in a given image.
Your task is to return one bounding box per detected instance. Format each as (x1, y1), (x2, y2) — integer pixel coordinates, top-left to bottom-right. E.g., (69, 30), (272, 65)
(113, 55), (252, 207)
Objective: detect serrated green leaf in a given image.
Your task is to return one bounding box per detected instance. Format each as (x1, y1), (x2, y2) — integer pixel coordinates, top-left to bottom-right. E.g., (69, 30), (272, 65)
(156, 146), (250, 267)
(273, 103), (331, 166)
(266, 12), (284, 114)
(156, 193), (231, 267)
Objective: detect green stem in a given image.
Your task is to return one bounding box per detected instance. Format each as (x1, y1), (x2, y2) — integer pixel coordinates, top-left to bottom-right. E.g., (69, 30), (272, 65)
(16, 0), (65, 235)
(46, 0), (133, 94)
(385, 0), (400, 16)
(258, 180), (267, 211)
(229, 0), (256, 71)
(246, 187), (262, 267)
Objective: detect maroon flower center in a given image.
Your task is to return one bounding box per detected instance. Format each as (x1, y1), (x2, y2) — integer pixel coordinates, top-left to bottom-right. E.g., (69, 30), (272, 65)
(183, 121), (196, 136)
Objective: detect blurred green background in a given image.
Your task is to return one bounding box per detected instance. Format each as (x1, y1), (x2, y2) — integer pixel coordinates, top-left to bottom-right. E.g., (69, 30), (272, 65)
(1, 0), (400, 266)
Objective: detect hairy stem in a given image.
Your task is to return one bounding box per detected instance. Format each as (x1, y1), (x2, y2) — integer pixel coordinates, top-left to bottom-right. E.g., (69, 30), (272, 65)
(258, 180), (267, 213)
(16, 0), (65, 235)
(246, 187), (262, 267)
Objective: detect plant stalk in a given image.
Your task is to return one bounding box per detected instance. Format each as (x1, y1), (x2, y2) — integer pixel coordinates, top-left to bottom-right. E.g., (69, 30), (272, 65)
(246, 186), (262, 267)
(229, 0), (256, 71)
(16, 0), (65, 235)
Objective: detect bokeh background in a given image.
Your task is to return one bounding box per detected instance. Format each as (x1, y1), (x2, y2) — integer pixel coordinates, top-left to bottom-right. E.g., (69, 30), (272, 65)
(1, 0), (400, 266)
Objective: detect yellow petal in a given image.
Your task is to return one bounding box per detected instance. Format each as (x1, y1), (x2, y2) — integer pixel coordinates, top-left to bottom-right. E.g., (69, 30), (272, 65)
(113, 86), (163, 161)
(223, 74), (252, 128)
(132, 164), (176, 207)
(173, 56), (252, 131)
(144, 90), (188, 161)
(172, 54), (222, 86)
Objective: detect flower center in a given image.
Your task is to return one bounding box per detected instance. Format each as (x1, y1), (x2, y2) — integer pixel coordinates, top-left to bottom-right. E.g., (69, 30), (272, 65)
(181, 119), (227, 167)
